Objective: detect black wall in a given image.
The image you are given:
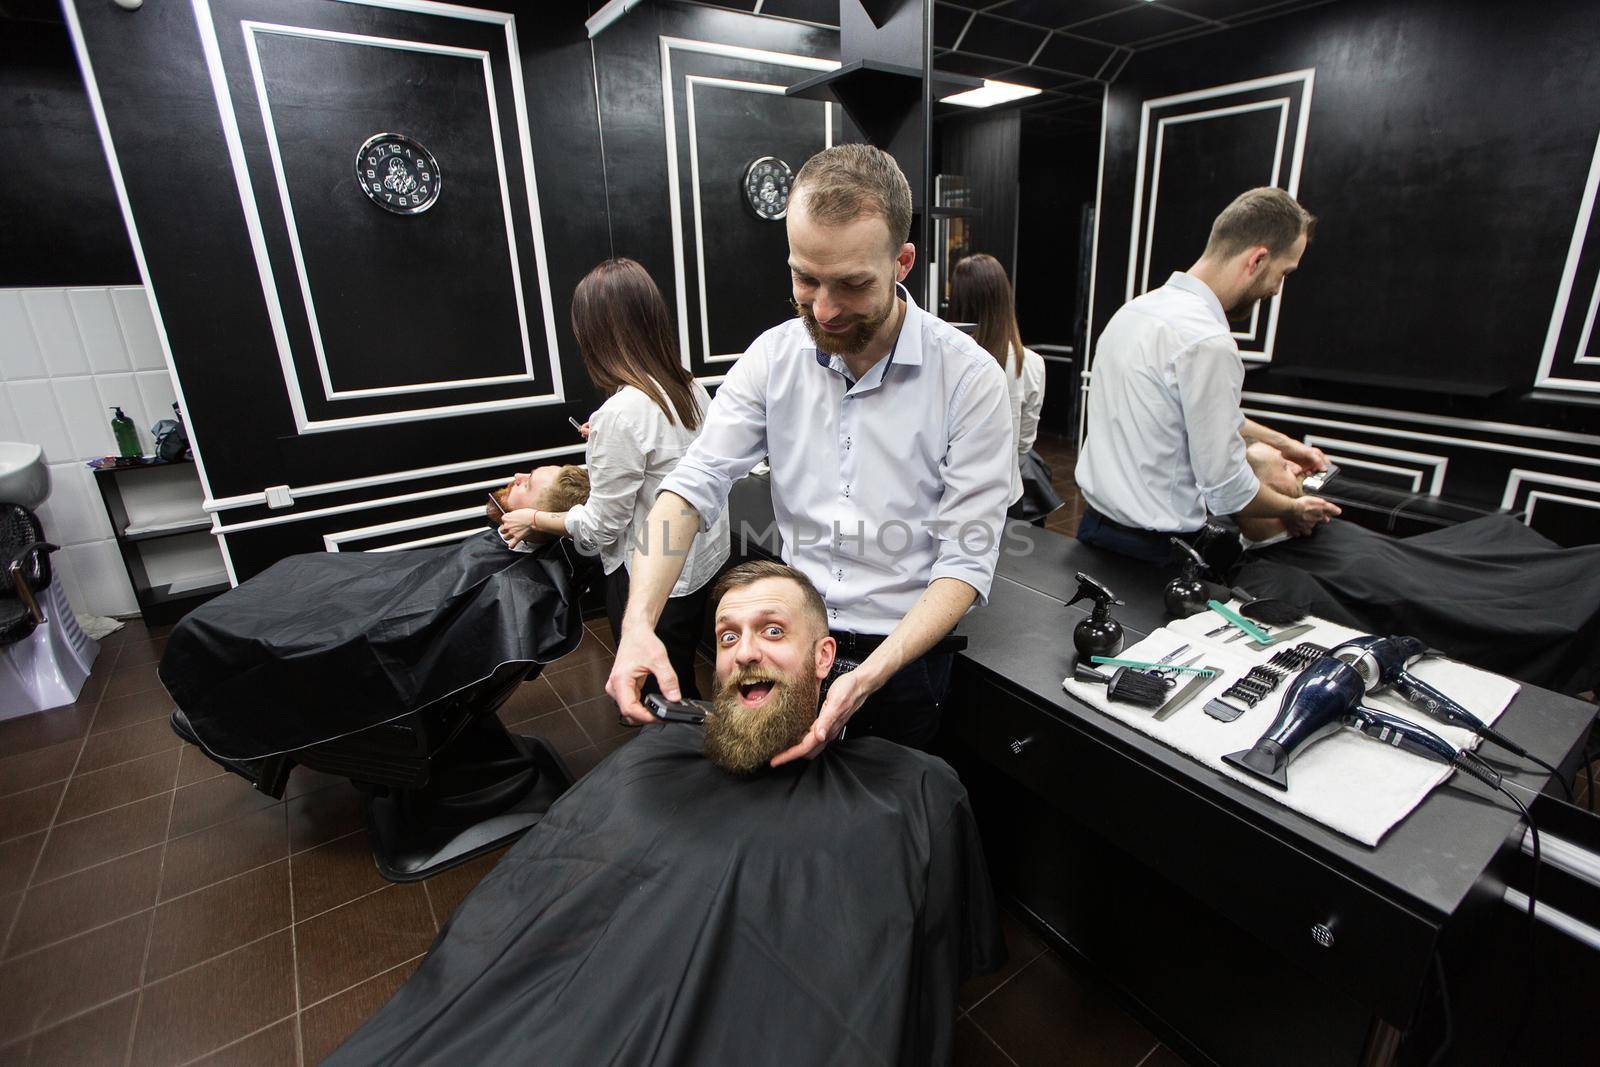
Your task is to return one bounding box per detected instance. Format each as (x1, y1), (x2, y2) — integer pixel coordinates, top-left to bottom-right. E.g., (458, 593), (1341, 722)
(59, 0), (843, 578)
(938, 108), (1021, 297)
(0, 18), (137, 287)
(1088, 0), (1600, 540)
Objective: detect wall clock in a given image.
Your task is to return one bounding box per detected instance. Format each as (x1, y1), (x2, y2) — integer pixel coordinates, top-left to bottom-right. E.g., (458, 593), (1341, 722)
(356, 133), (441, 215)
(742, 156), (793, 221)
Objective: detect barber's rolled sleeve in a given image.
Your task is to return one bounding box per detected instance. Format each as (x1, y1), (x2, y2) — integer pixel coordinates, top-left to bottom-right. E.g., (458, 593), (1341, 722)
(656, 342), (769, 531)
(563, 413), (647, 557)
(1174, 336), (1260, 517)
(929, 359), (1013, 607)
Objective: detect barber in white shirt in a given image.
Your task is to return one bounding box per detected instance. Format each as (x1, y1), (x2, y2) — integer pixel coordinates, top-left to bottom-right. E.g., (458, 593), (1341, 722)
(502, 258), (729, 698)
(1075, 187), (1339, 564)
(605, 144), (1013, 761)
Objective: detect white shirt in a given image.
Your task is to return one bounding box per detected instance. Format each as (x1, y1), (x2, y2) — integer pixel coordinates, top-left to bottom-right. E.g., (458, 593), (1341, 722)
(1017, 346), (1045, 457)
(1075, 272), (1259, 532)
(564, 379), (730, 597)
(1001, 350), (1024, 505)
(659, 286), (1014, 634)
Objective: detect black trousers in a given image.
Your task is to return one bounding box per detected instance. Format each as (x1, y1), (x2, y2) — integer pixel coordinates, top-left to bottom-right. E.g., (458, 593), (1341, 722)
(604, 566), (710, 701)
(824, 633), (955, 751)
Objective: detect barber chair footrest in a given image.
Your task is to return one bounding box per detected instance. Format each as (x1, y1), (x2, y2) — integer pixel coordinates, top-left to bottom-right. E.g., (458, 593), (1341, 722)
(366, 734), (572, 883)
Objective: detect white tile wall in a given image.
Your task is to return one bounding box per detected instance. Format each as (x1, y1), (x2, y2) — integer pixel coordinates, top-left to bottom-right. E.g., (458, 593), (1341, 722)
(0, 285), (202, 618)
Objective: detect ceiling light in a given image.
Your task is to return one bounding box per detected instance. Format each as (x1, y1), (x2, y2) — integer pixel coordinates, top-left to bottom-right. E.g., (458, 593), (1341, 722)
(940, 79), (1044, 109)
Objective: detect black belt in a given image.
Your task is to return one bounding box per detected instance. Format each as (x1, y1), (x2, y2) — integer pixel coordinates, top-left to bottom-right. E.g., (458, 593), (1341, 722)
(1082, 504), (1204, 548)
(829, 630), (968, 659)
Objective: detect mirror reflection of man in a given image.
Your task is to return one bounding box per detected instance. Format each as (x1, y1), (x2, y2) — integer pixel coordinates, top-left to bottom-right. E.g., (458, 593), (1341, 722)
(606, 144), (1013, 763)
(1075, 187), (1340, 564)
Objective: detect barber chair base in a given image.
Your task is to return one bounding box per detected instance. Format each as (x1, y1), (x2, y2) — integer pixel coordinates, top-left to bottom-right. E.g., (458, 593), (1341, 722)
(366, 732), (572, 883)
(0, 577), (99, 719)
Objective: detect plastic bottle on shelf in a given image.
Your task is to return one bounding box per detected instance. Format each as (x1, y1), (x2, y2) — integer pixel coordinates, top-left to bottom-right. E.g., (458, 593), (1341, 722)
(109, 407), (140, 458)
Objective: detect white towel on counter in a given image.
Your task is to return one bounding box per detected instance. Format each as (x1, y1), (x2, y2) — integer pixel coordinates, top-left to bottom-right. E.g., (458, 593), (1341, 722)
(1063, 616), (1520, 847)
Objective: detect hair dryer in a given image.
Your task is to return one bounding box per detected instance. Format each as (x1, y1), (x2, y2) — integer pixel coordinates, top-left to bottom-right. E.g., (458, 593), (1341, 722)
(1222, 656), (1501, 791)
(1329, 635), (1537, 762)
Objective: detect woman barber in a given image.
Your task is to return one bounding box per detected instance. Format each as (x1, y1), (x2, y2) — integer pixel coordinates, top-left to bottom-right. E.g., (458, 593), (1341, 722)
(501, 258), (729, 699)
(948, 253), (1047, 518)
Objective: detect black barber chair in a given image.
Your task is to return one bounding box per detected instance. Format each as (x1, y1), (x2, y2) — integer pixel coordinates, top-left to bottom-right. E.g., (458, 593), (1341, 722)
(163, 535), (598, 882)
(171, 665), (570, 882)
(0, 504), (57, 649)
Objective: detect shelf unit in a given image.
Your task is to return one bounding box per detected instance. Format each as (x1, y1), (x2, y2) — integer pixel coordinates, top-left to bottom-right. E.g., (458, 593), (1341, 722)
(90, 457), (229, 624)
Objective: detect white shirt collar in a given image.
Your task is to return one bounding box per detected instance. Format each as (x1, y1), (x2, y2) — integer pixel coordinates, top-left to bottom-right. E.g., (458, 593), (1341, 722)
(1163, 271), (1229, 330)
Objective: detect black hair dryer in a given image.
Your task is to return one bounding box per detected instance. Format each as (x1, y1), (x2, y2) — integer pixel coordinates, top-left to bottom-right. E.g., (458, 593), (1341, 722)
(1222, 656), (1501, 791)
(1065, 572), (1124, 661)
(1330, 635), (1536, 760)
(1164, 538), (1231, 619)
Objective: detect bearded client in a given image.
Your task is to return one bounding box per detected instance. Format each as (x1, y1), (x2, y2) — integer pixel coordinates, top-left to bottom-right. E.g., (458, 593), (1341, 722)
(325, 560), (1005, 1067)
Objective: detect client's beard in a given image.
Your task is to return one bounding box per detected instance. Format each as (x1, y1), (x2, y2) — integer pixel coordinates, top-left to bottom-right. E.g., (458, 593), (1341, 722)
(703, 664), (821, 775)
(792, 296), (893, 357)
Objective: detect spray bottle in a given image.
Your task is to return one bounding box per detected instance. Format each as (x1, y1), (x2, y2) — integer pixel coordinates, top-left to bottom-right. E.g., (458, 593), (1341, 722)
(1065, 572), (1124, 660)
(1164, 538), (1234, 619)
(109, 407), (140, 459)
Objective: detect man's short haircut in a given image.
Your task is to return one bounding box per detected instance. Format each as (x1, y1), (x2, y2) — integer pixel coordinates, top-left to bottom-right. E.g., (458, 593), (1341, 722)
(1204, 187), (1316, 259)
(711, 560), (829, 638)
(790, 143), (913, 252)
(483, 465), (590, 530)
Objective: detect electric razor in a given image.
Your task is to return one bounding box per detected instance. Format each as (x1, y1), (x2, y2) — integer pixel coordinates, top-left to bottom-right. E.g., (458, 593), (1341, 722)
(643, 693), (711, 725)
(1330, 635), (1534, 760)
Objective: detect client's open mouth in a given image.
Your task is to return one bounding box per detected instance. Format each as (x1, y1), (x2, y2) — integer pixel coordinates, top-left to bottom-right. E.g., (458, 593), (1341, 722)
(736, 679), (778, 708)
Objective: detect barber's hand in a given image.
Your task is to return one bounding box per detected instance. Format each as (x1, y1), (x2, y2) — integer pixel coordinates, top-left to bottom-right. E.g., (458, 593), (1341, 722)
(1278, 440), (1329, 476)
(1284, 495), (1341, 537)
(579, 421), (591, 440)
(499, 509), (537, 548)
(769, 668), (878, 767)
(605, 625), (678, 725)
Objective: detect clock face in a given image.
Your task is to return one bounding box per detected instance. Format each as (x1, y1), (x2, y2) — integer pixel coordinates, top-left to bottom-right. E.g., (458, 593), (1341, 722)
(356, 133), (441, 215)
(742, 156), (793, 221)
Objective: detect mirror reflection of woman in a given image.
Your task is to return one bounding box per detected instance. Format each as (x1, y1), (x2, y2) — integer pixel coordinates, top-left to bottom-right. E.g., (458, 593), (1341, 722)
(502, 258), (729, 699)
(949, 253), (1047, 517)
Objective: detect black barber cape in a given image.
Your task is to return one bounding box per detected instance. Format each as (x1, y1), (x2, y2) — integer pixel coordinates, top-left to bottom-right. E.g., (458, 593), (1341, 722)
(1234, 515), (1600, 693)
(326, 725), (1006, 1067)
(159, 533), (595, 760)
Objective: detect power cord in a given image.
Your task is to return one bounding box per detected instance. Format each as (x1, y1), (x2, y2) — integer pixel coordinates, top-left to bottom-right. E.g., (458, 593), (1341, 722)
(1425, 951), (1453, 1067)
(1493, 779), (1541, 1065)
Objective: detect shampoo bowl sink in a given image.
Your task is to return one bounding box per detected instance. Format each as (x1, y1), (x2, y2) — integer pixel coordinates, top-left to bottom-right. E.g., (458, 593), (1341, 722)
(0, 444), (49, 510)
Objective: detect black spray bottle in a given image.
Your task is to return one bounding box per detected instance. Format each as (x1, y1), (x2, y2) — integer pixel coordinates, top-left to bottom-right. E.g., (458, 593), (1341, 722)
(1164, 539), (1231, 619)
(1065, 572), (1124, 660)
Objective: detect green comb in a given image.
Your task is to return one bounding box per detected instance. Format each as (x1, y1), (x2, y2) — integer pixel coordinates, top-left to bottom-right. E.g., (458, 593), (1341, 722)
(1206, 600), (1271, 644)
(1090, 656), (1217, 677)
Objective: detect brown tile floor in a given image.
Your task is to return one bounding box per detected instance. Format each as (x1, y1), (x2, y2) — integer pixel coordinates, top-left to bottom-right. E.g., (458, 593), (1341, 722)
(1033, 430), (1088, 539)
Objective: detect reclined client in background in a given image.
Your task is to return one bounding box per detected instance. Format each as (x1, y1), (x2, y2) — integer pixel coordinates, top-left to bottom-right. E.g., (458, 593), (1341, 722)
(1231, 444), (1600, 694)
(163, 465), (594, 763)
(327, 560), (1005, 1067)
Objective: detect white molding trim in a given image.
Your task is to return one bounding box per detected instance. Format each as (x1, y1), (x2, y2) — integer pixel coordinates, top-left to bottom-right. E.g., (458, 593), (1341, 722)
(1526, 489), (1600, 528)
(1123, 68), (1314, 365)
(1535, 131), (1600, 393)
(1245, 408), (1600, 470)
(193, 0), (565, 433)
(1501, 467), (1600, 513)
(60, 1), (236, 585)
(1141, 98), (1290, 346)
(1241, 390), (1600, 449)
(659, 36), (836, 382)
(239, 21), (537, 401)
(323, 504), (481, 550)
(684, 73), (832, 366)
(205, 444), (584, 513)
(216, 474), (511, 534)
(1081, 85), (1108, 449)
(1303, 434), (1447, 496)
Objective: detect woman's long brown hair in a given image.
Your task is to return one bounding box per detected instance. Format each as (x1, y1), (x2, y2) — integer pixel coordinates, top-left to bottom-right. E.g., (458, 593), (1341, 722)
(948, 253), (1024, 376)
(570, 258), (701, 430)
